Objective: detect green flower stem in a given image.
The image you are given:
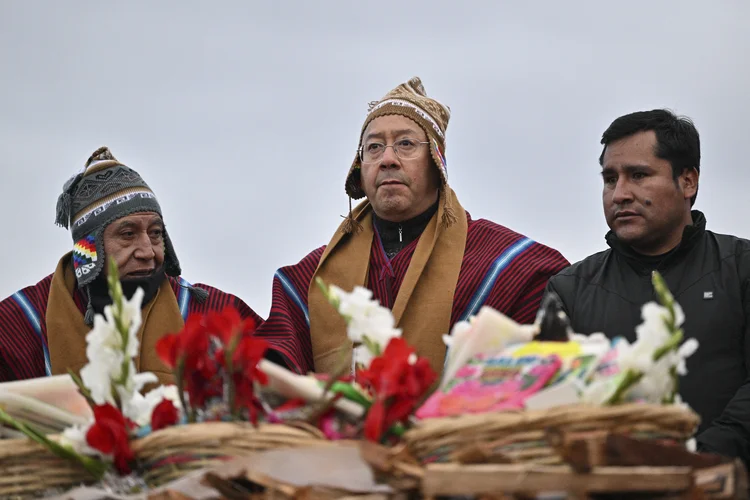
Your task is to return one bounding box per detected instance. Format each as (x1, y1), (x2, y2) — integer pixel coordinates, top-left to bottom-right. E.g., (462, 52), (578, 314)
(605, 271), (683, 404)
(0, 407), (108, 479)
(174, 359), (192, 423)
(225, 333), (242, 420)
(361, 335), (381, 357)
(653, 330), (683, 361)
(328, 381), (372, 407)
(321, 348), (351, 396)
(604, 370), (643, 405)
(68, 369), (96, 408)
(315, 277), (341, 311)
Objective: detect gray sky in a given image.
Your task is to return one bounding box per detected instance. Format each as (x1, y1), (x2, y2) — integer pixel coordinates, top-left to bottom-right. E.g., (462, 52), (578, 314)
(1, 1), (748, 318)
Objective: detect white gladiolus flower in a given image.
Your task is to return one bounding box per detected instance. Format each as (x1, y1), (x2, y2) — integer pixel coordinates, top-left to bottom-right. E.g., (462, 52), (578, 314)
(676, 338), (699, 375)
(581, 378), (617, 405)
(635, 303), (672, 344)
(80, 312), (125, 406)
(120, 371), (160, 424)
(60, 423), (99, 456)
(628, 354), (675, 403)
(331, 285), (401, 364)
(352, 345), (374, 372)
(124, 383), (183, 427)
(79, 287), (145, 406)
(612, 297), (699, 405)
(103, 287), (144, 359)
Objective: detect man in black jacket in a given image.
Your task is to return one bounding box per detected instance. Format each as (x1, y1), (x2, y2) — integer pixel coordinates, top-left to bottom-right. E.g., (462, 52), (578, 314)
(545, 109), (750, 464)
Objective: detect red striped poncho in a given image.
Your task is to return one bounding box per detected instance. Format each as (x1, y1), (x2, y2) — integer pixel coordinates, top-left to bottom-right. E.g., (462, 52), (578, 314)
(0, 273), (263, 382)
(256, 213), (570, 374)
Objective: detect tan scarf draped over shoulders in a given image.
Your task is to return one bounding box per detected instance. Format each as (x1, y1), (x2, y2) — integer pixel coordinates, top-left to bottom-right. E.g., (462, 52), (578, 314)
(308, 189), (468, 374)
(46, 253), (183, 386)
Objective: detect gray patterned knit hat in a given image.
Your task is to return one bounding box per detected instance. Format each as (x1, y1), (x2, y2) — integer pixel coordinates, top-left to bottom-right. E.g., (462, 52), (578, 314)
(55, 146), (182, 288)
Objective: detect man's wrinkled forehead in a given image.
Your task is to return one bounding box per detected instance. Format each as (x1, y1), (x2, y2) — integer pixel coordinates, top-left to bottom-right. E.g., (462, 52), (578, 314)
(106, 212), (164, 233)
(116, 212), (163, 226)
(363, 115), (426, 142)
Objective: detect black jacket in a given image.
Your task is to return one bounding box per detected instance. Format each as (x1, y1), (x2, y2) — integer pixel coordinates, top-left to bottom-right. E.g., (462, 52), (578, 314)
(545, 211), (750, 462)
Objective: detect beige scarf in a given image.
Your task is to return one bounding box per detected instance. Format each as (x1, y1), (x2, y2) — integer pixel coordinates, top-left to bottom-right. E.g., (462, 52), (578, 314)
(46, 253), (183, 386)
(308, 189), (468, 374)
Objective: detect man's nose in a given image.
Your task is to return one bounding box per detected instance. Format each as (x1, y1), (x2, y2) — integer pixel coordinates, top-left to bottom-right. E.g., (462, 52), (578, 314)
(379, 146), (401, 169)
(612, 179), (634, 204)
(133, 233), (156, 260)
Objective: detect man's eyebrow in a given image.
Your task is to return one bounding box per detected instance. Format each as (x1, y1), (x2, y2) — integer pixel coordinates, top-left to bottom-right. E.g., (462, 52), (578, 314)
(116, 220), (137, 230)
(364, 128), (422, 142)
(601, 164), (653, 176)
(364, 132), (384, 142)
(148, 216), (164, 227)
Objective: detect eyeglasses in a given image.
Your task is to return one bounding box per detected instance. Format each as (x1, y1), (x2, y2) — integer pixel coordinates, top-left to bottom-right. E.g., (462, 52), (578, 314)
(358, 138), (429, 163)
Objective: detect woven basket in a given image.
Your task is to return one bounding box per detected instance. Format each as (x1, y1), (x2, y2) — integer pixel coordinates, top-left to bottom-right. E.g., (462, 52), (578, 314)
(0, 421), (327, 499)
(405, 403), (700, 465)
(131, 421), (329, 486)
(0, 438), (92, 499)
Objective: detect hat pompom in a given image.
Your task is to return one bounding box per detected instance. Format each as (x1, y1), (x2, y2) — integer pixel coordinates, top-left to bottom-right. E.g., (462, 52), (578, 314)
(406, 77), (427, 97)
(85, 146), (117, 168)
(55, 192), (72, 229)
(55, 171), (84, 229)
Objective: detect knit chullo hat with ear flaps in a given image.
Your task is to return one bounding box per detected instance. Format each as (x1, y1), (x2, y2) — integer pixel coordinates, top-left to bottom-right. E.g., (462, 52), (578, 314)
(343, 76), (453, 233)
(55, 146), (206, 323)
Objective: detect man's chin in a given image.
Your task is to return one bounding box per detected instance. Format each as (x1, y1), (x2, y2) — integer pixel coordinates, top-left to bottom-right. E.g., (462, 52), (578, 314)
(372, 197), (410, 220)
(613, 227), (648, 245)
(374, 208), (414, 223)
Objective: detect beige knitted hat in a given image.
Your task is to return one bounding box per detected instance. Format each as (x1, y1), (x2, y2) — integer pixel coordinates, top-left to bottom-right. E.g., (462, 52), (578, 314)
(342, 76), (454, 233)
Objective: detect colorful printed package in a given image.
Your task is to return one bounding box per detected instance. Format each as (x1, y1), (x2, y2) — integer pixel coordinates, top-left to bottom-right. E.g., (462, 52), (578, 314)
(416, 338), (614, 419)
(416, 342), (568, 418)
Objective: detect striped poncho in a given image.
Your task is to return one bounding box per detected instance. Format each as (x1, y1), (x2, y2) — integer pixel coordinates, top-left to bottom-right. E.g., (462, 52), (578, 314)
(0, 270), (262, 382)
(257, 213), (570, 374)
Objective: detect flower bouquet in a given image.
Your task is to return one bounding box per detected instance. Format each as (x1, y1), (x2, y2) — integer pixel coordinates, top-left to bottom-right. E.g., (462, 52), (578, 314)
(0, 261), (438, 498)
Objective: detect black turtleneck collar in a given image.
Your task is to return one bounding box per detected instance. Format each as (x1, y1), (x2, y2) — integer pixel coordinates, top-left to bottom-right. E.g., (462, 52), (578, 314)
(606, 210), (707, 274)
(87, 266), (166, 315)
(373, 200), (439, 259)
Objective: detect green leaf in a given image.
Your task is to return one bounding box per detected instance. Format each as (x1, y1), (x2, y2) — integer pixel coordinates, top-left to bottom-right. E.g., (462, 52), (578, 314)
(0, 407), (108, 479)
(361, 335), (381, 356)
(604, 370), (642, 405)
(653, 329), (683, 361)
(327, 381), (372, 407)
(315, 278), (339, 308)
(67, 369), (96, 408)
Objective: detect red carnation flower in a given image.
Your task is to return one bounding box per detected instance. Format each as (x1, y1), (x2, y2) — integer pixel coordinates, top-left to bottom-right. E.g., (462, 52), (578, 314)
(358, 338), (437, 442)
(221, 336), (269, 423)
(151, 398), (180, 431)
(205, 306), (258, 347)
(86, 403), (135, 474)
(156, 313), (221, 410)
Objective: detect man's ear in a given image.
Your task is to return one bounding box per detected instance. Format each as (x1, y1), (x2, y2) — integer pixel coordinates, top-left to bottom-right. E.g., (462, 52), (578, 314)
(680, 167), (699, 200)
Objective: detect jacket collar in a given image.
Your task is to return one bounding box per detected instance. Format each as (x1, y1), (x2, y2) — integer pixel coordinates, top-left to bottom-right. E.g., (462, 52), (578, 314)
(606, 210), (706, 274)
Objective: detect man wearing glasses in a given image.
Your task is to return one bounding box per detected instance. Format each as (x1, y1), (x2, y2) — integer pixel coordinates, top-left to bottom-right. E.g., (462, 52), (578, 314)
(256, 77), (569, 375)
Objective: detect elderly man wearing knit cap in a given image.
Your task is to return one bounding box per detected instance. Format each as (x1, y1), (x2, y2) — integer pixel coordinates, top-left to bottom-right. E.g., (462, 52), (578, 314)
(256, 77), (569, 375)
(0, 147), (262, 384)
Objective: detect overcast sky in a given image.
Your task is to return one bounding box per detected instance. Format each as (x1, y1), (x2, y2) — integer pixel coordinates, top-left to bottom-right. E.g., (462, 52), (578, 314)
(1, 1), (748, 318)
